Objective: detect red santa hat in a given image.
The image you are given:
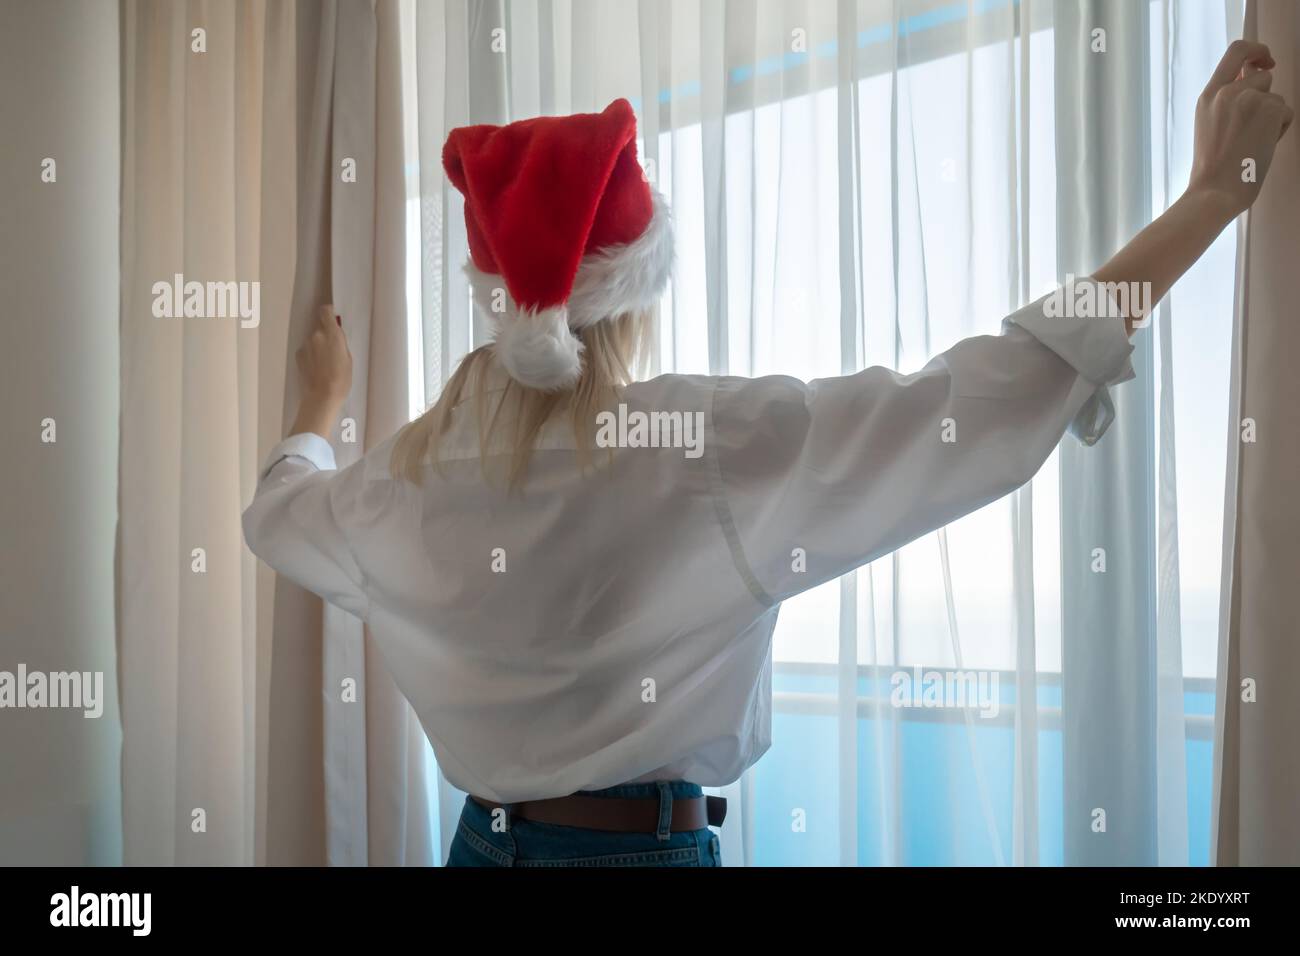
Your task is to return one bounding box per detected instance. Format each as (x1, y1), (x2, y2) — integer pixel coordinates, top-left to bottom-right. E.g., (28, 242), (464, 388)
(443, 98), (673, 390)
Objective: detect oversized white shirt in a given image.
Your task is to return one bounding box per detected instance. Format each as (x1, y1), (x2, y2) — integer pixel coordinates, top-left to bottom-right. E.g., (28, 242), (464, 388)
(243, 278), (1135, 803)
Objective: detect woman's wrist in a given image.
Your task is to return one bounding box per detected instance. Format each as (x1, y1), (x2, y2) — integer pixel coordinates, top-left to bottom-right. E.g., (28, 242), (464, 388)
(1092, 184), (1242, 337)
(1177, 183), (1243, 233)
(290, 392), (344, 440)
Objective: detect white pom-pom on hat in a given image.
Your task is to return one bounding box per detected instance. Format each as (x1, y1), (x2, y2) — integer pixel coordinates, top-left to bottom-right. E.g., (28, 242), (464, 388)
(490, 304), (585, 391)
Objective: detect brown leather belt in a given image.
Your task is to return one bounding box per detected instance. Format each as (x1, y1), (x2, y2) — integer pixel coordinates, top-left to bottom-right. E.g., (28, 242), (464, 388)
(470, 792), (727, 833)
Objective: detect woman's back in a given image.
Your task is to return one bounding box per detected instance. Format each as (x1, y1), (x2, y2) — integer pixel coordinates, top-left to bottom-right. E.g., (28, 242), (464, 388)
(359, 368), (774, 803)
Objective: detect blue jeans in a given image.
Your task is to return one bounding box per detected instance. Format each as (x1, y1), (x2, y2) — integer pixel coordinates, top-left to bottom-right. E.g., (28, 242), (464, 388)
(446, 780), (723, 867)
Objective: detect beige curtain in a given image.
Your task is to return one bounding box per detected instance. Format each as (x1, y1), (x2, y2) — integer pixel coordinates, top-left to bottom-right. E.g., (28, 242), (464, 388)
(1214, 0), (1300, 867)
(118, 0), (429, 866)
(1, 0), (123, 866)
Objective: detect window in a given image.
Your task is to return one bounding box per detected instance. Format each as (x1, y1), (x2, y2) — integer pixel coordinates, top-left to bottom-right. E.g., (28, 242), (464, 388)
(403, 0), (1239, 865)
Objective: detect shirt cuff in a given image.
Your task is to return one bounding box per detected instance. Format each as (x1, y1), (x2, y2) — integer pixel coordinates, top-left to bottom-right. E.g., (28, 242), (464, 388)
(1002, 276), (1137, 446)
(259, 431), (337, 480)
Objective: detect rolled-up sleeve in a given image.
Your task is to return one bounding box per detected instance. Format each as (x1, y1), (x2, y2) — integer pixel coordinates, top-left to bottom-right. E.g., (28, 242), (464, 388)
(242, 432), (385, 619)
(1001, 278), (1136, 445)
(259, 431), (339, 479)
(709, 276), (1135, 604)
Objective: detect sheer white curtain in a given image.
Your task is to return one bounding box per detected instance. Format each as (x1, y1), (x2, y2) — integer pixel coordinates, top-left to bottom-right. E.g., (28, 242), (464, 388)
(404, 0), (1240, 866)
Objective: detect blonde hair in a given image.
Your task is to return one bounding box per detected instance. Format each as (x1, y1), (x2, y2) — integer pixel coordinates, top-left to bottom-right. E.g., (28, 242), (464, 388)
(390, 310), (654, 490)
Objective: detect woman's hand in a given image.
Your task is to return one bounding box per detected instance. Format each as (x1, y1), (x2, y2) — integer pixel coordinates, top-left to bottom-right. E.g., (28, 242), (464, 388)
(1188, 40), (1294, 218)
(290, 305), (352, 439)
(1094, 40), (1293, 334)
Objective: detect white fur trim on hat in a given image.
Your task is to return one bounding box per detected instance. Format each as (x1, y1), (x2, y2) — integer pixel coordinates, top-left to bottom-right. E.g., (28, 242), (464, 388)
(464, 187), (672, 390)
(567, 188), (674, 329)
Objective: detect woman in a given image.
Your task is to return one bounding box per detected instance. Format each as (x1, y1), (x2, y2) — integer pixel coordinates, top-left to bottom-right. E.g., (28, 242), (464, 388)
(244, 42), (1291, 867)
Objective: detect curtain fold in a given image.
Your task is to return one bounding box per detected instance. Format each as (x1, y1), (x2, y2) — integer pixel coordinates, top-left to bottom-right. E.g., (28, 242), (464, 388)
(1151, 0), (1192, 868)
(120, 0), (264, 865)
(119, 0), (427, 866)
(1214, 0), (1300, 867)
(1053, 0), (1164, 867)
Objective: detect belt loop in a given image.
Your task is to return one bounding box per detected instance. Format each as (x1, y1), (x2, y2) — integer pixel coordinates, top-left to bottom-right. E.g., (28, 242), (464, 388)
(655, 781), (673, 842)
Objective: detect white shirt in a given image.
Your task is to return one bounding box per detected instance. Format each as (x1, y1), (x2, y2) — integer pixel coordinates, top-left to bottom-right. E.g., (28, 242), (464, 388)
(242, 278), (1134, 803)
